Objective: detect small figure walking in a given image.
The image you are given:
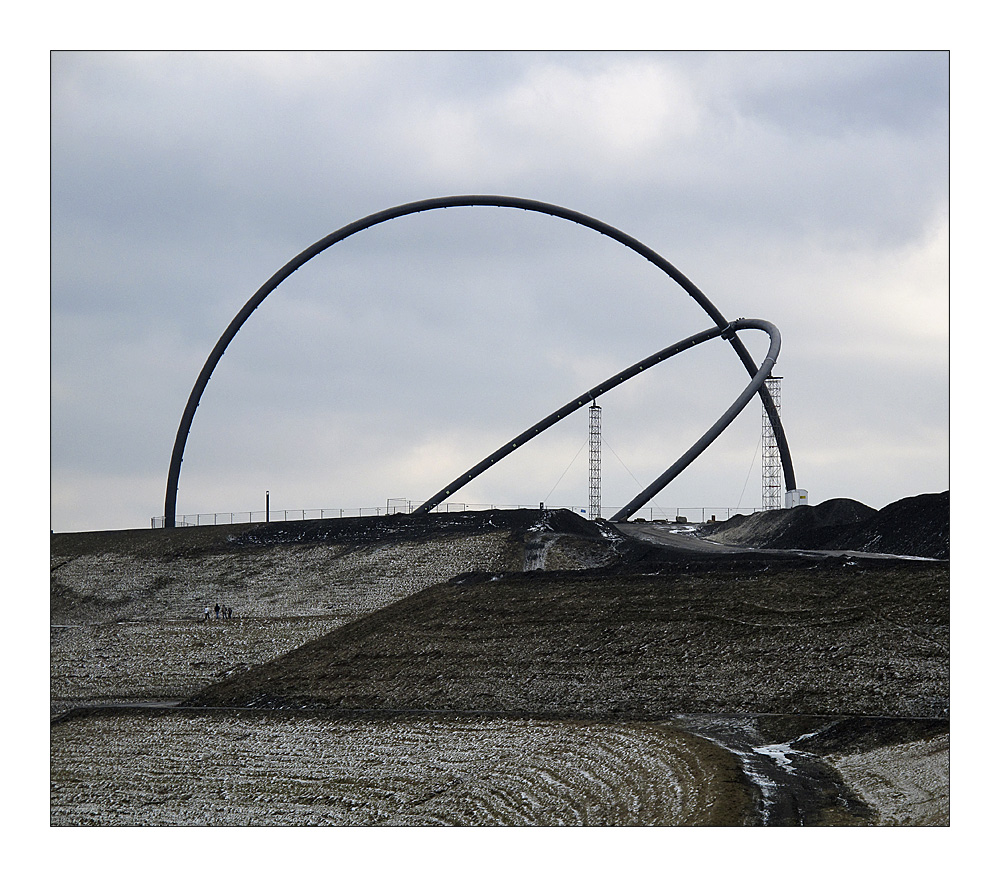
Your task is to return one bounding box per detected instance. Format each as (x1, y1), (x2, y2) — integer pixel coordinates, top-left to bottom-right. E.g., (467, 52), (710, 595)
(204, 606), (211, 623)
(215, 603), (220, 619)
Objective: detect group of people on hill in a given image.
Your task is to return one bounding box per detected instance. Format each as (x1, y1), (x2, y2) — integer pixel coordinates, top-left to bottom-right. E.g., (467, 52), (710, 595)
(202, 603), (233, 622)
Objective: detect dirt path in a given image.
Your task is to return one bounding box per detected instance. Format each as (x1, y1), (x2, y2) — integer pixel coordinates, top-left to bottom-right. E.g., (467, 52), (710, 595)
(616, 522), (752, 554)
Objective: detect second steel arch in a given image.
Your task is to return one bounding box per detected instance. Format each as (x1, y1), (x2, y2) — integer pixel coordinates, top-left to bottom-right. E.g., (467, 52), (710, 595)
(412, 317), (781, 521)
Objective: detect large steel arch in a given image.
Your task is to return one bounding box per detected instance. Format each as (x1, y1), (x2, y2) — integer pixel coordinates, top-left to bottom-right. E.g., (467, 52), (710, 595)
(164, 195), (795, 527)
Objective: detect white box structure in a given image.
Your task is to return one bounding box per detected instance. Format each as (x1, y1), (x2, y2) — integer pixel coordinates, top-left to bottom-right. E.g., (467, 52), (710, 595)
(785, 489), (809, 508)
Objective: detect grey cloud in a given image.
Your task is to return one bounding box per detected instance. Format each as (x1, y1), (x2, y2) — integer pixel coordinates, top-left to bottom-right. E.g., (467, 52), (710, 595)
(728, 50), (949, 137)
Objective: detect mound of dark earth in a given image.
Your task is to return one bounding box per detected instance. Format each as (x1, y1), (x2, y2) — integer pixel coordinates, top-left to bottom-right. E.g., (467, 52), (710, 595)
(702, 491), (948, 559)
(832, 492), (950, 559)
(186, 553), (948, 719)
(225, 506), (609, 547)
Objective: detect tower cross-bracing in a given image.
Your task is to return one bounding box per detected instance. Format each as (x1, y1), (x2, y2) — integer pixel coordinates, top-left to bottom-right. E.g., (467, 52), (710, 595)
(589, 402), (601, 519)
(762, 375), (782, 510)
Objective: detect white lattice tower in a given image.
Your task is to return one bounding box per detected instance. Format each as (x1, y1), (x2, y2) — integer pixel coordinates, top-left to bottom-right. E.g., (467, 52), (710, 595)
(762, 376), (782, 510)
(589, 402), (601, 519)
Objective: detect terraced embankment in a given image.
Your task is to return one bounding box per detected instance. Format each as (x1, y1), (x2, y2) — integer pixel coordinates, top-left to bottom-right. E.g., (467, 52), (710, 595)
(51, 503), (949, 826)
(50, 713), (751, 827)
(51, 510), (615, 713)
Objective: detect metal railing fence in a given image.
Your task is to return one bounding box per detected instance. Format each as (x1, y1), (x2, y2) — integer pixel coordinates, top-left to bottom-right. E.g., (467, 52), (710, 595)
(151, 503), (762, 528)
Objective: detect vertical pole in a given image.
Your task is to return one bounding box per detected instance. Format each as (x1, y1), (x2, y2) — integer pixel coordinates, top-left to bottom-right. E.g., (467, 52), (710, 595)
(266, 490), (270, 522)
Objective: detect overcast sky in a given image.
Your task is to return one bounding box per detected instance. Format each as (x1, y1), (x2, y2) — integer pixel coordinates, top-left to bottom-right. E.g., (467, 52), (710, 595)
(50, 50), (949, 532)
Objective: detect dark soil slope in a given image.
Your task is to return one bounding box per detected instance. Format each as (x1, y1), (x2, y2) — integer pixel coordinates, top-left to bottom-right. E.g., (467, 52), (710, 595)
(187, 554), (949, 720)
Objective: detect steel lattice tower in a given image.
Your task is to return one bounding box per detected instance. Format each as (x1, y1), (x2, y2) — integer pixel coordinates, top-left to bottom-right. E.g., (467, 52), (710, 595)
(589, 402), (602, 519)
(762, 376), (782, 510)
